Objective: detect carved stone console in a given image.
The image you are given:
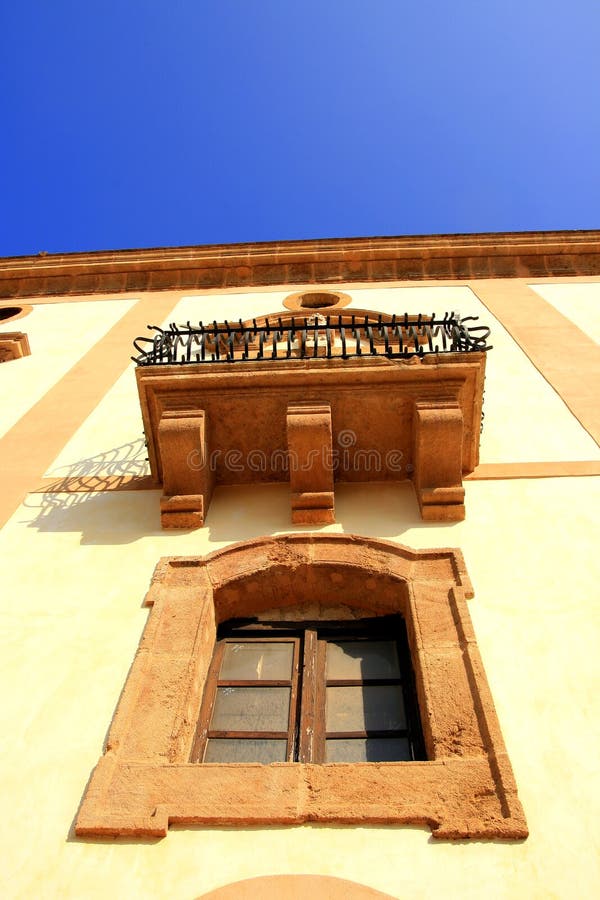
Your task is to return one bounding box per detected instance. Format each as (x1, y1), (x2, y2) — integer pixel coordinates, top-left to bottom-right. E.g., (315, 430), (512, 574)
(287, 402), (335, 525)
(158, 409), (214, 528)
(413, 400), (466, 521)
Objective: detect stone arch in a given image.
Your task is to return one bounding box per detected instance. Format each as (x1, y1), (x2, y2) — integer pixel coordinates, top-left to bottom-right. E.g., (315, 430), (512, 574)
(203, 533), (452, 623)
(197, 874), (397, 900)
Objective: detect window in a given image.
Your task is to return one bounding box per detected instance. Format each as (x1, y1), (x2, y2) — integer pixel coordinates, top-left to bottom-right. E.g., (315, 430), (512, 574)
(0, 305), (26, 321)
(191, 617), (425, 765)
(75, 534), (527, 840)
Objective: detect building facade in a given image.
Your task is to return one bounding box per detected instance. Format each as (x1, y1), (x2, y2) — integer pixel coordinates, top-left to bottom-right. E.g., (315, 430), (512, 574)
(0, 232), (599, 898)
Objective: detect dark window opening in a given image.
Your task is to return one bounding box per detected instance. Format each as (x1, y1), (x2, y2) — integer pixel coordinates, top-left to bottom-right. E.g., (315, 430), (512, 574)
(0, 306), (23, 321)
(299, 291), (340, 309)
(191, 616), (425, 764)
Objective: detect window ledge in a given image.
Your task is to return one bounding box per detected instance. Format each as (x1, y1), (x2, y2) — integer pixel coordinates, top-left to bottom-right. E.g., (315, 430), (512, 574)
(76, 758), (526, 840)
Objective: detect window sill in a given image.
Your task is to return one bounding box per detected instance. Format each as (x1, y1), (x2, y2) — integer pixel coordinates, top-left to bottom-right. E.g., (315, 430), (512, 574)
(76, 758), (526, 839)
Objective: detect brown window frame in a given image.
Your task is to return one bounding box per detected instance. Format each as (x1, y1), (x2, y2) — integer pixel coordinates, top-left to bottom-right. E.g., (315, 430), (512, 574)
(191, 616), (425, 765)
(191, 634), (301, 763)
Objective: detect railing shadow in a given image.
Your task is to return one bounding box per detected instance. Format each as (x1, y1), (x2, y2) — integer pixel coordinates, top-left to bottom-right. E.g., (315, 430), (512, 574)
(43, 436), (150, 483)
(23, 438), (175, 544)
(23, 442), (461, 546)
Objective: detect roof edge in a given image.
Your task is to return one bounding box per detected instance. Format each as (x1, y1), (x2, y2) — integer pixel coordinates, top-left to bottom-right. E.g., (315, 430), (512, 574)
(1, 229), (599, 300)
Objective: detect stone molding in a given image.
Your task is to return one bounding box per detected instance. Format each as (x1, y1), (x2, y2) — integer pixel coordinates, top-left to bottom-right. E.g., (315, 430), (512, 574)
(75, 533), (527, 840)
(0, 331), (30, 363)
(413, 400), (466, 520)
(287, 402), (335, 524)
(158, 409), (214, 528)
(1, 230), (599, 299)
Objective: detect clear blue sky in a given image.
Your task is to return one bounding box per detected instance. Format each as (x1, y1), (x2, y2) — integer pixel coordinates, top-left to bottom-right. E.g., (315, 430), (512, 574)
(1, 1), (599, 256)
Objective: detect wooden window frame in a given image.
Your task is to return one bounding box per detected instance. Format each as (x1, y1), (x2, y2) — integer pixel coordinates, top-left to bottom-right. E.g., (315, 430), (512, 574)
(75, 534), (528, 840)
(191, 617), (425, 765)
(191, 634), (301, 763)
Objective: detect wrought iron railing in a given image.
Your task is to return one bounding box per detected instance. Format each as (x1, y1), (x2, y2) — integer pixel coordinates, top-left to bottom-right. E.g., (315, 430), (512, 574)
(132, 313), (492, 366)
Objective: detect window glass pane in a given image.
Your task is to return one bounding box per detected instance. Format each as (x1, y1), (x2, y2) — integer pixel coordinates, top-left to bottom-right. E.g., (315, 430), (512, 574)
(326, 641), (400, 680)
(326, 737), (412, 763)
(326, 685), (406, 732)
(211, 686), (290, 732)
(220, 641), (294, 681)
(204, 738), (287, 764)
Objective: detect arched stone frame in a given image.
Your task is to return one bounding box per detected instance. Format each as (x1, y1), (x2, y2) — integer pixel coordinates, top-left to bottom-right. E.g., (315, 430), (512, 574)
(75, 533), (527, 840)
(197, 874), (398, 899)
(0, 303), (33, 324)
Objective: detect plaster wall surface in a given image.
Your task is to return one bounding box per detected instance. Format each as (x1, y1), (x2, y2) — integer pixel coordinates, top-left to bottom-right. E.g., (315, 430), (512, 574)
(1, 276), (599, 900)
(1, 478), (599, 899)
(0, 298), (136, 439)
(43, 365), (150, 479)
(530, 282), (600, 344)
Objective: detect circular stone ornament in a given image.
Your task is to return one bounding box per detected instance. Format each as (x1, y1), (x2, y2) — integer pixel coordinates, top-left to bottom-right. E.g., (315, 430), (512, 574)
(282, 290), (352, 312)
(0, 305), (32, 323)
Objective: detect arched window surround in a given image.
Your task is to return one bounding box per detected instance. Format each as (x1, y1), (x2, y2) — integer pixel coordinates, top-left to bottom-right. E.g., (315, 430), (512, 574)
(75, 533), (527, 841)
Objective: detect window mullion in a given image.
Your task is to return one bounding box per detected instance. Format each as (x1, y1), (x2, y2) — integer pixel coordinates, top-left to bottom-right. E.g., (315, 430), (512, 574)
(313, 635), (327, 763)
(287, 638), (301, 761)
(298, 628), (323, 762)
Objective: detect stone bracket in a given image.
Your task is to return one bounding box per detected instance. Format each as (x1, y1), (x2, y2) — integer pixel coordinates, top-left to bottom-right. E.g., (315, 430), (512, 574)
(287, 403), (335, 524)
(413, 400), (465, 521)
(158, 409), (214, 528)
(0, 331), (30, 363)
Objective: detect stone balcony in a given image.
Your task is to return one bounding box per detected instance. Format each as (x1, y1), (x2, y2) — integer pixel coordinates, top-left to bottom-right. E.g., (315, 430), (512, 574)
(134, 311), (490, 527)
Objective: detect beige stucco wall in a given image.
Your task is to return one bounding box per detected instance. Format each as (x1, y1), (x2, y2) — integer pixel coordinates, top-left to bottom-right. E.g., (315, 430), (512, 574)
(0, 297), (136, 440)
(1, 279), (599, 899)
(530, 282), (600, 344)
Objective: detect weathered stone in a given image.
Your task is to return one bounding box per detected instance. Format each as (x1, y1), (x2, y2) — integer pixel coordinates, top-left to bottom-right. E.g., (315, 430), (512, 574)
(76, 533), (527, 841)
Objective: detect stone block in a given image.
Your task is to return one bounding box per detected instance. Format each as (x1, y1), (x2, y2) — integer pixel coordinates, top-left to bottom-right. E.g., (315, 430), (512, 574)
(287, 402), (335, 525)
(158, 409), (214, 528)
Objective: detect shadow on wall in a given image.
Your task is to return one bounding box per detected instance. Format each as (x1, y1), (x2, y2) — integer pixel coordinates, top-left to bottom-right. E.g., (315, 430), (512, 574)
(204, 481), (460, 544)
(23, 489), (169, 545)
(43, 436), (150, 482)
(23, 437), (168, 545)
(25, 464), (460, 555)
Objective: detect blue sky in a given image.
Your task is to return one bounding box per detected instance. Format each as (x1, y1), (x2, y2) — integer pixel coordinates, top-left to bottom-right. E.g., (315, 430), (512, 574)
(1, 1), (599, 256)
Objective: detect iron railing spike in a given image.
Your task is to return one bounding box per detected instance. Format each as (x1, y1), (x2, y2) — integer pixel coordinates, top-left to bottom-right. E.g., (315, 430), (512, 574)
(131, 313), (492, 365)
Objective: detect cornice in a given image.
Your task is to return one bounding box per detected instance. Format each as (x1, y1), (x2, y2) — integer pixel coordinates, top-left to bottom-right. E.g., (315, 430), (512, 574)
(1, 230), (599, 299)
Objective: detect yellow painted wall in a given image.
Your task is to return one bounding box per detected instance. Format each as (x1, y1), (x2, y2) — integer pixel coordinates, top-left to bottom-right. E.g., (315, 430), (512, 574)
(0, 297), (137, 440)
(1, 280), (599, 899)
(530, 282), (600, 344)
